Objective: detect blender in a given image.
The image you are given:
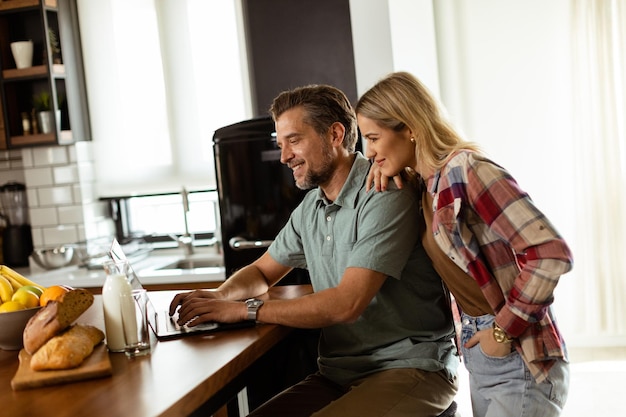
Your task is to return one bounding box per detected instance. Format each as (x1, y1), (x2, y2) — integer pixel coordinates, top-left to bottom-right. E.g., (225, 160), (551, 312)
(0, 182), (34, 267)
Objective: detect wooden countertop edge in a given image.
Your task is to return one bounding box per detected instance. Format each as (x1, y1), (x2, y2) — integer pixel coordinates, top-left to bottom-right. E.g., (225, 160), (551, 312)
(162, 324), (293, 417)
(161, 285), (312, 416)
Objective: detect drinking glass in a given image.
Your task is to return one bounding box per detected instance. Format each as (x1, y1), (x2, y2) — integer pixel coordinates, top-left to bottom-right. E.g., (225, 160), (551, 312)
(122, 288), (151, 357)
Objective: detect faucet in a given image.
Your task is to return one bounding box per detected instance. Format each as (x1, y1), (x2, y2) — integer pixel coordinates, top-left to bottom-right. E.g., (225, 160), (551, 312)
(171, 187), (194, 256)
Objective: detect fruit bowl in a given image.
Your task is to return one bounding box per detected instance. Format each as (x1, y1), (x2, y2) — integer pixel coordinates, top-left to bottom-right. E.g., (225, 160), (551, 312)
(0, 306), (41, 350)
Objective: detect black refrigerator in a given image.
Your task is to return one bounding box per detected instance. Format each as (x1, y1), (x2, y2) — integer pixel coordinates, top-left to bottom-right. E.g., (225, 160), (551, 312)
(213, 116), (310, 283)
(213, 116), (318, 412)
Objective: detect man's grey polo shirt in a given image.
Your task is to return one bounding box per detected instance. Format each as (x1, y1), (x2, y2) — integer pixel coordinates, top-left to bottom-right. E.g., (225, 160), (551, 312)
(269, 153), (457, 386)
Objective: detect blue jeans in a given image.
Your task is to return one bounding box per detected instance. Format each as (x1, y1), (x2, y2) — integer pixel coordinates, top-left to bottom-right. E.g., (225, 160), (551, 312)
(460, 313), (569, 417)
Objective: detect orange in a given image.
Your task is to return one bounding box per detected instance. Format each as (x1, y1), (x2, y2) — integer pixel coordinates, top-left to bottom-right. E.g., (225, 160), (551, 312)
(39, 285), (71, 306)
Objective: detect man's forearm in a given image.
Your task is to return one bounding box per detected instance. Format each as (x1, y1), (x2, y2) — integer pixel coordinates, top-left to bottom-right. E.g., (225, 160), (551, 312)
(217, 263), (272, 300)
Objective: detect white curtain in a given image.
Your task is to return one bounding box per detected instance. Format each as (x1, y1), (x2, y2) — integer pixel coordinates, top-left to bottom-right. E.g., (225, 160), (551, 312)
(571, 0), (626, 339)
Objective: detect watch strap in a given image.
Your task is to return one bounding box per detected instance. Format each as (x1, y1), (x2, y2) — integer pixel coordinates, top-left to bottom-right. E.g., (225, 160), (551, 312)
(245, 298), (264, 321)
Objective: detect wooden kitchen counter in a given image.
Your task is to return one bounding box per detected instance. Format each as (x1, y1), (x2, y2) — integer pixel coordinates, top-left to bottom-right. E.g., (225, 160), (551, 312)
(0, 285), (313, 417)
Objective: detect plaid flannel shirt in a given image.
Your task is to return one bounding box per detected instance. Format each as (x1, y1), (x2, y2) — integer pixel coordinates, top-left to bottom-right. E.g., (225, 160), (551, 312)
(428, 151), (573, 382)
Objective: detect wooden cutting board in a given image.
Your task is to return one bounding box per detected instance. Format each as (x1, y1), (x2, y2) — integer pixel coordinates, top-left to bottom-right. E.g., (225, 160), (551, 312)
(11, 344), (112, 391)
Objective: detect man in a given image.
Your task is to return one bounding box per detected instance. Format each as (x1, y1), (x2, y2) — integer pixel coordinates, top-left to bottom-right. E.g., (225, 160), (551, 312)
(170, 84), (458, 416)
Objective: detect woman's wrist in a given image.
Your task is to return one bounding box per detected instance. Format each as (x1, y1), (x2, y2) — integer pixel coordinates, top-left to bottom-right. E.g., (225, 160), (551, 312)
(492, 322), (514, 343)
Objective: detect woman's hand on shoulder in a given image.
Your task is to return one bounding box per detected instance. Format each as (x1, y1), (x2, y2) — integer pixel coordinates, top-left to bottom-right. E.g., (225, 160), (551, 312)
(366, 162), (404, 192)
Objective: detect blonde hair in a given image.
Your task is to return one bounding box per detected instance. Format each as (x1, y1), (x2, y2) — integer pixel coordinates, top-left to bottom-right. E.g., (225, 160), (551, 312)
(356, 72), (479, 171)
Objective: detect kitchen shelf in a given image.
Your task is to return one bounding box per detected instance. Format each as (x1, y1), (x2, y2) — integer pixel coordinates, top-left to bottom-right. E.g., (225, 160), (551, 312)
(0, 0), (57, 12)
(2, 64), (64, 79)
(9, 132), (56, 146)
(0, 0), (90, 149)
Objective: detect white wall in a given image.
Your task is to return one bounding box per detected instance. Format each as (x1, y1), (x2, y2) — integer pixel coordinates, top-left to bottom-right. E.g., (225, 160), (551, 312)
(352, 0), (584, 344)
(433, 0), (580, 342)
(350, 0), (441, 97)
(435, 0), (575, 227)
(351, 0), (575, 248)
(349, 0), (395, 96)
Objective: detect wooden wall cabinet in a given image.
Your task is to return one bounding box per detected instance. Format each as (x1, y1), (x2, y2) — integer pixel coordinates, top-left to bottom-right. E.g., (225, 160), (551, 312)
(0, 0), (90, 149)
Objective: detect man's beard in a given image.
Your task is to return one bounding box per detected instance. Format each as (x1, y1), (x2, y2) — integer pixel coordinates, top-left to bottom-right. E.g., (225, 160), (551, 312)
(295, 145), (335, 190)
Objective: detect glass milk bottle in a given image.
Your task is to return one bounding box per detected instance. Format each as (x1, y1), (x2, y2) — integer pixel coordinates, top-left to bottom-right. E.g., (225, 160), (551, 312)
(102, 260), (137, 352)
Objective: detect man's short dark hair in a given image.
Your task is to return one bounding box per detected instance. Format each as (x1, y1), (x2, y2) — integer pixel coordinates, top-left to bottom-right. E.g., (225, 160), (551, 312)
(269, 84), (358, 152)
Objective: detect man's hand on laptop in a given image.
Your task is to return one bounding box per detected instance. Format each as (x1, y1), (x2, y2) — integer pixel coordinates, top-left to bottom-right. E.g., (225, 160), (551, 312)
(169, 289), (247, 326)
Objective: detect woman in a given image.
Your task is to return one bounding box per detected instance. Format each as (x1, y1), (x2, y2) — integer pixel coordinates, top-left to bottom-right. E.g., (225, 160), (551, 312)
(356, 71), (572, 417)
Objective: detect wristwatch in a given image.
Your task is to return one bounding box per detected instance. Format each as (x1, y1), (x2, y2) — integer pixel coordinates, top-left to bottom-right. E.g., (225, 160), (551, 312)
(492, 322), (513, 343)
(245, 298), (264, 321)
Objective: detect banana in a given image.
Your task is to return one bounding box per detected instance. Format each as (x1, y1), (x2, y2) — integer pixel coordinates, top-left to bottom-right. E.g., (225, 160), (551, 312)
(0, 275), (14, 303)
(0, 265), (46, 293)
(3, 273), (22, 292)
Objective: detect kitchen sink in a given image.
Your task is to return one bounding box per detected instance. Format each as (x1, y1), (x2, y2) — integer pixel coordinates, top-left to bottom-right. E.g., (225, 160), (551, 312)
(157, 258), (223, 270)
(135, 250), (225, 283)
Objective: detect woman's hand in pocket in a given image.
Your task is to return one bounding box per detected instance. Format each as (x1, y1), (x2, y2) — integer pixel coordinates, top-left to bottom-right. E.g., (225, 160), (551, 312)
(465, 328), (512, 357)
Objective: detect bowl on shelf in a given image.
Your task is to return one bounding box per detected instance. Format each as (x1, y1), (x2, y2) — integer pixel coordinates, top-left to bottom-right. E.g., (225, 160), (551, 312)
(0, 306), (41, 350)
(31, 246), (75, 270)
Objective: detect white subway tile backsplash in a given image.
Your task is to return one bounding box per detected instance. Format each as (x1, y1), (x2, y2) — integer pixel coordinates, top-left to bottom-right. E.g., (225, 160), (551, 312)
(26, 188), (38, 207)
(30, 227), (44, 247)
(33, 146), (69, 166)
(77, 223), (86, 242)
(96, 219), (116, 237)
(82, 217), (115, 241)
(83, 218), (113, 241)
(0, 172), (25, 186)
(53, 165), (79, 184)
(72, 183), (82, 203)
(77, 161), (95, 183)
(83, 201), (108, 222)
(30, 207), (59, 227)
(10, 158), (24, 169)
(74, 142), (93, 163)
(9, 150), (24, 169)
(20, 148), (33, 167)
(58, 205), (85, 224)
(24, 167), (54, 187)
(1, 144), (114, 254)
(38, 185), (74, 206)
(68, 144), (77, 163)
(42, 225), (79, 246)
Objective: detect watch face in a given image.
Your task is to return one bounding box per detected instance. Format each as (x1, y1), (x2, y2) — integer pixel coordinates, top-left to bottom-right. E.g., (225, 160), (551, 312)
(246, 299), (263, 308)
(492, 326), (511, 343)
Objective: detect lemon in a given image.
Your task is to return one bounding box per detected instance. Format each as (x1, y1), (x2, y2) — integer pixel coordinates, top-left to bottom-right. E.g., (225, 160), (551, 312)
(12, 287), (40, 309)
(0, 300), (26, 313)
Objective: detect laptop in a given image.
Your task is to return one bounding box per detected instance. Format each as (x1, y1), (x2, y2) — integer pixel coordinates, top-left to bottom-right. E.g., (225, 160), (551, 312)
(108, 239), (255, 340)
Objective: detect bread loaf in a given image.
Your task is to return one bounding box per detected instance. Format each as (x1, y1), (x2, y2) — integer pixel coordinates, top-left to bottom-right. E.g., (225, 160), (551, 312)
(30, 324), (104, 371)
(23, 288), (94, 355)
